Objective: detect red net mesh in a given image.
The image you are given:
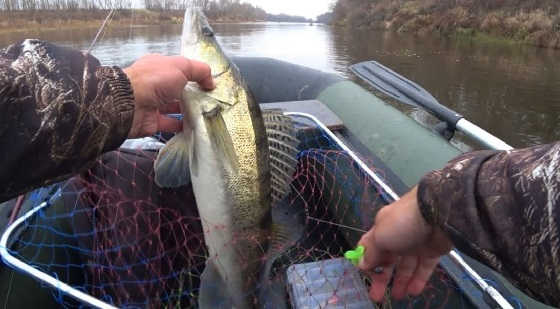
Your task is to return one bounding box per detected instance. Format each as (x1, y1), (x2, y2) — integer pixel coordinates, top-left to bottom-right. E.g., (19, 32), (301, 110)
(5, 120), (484, 308)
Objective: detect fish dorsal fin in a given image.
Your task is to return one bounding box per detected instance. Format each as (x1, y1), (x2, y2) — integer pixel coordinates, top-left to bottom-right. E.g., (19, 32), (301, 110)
(263, 109), (299, 204)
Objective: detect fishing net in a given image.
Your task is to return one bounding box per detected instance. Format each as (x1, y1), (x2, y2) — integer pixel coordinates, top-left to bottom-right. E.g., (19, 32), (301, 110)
(1, 115), (511, 308)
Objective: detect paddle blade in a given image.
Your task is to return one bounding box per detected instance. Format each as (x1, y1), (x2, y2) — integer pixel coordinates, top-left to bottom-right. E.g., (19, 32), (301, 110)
(350, 61), (463, 126)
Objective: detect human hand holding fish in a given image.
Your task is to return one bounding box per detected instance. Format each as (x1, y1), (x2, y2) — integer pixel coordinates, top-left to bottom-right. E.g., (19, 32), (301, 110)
(124, 54), (215, 139)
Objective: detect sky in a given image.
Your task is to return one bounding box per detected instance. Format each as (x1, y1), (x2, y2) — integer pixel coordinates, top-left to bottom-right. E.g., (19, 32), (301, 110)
(131, 0), (335, 20)
(243, 0), (335, 19)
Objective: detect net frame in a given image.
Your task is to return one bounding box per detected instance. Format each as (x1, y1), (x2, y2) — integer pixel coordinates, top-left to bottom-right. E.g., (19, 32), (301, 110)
(0, 112), (513, 309)
(0, 194), (117, 309)
(285, 112), (513, 309)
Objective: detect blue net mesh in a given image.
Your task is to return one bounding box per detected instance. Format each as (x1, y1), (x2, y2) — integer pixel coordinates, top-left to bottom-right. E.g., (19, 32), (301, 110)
(1, 114), (510, 308)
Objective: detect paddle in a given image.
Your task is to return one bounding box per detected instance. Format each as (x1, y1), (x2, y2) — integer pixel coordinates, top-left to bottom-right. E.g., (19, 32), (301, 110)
(350, 61), (513, 151)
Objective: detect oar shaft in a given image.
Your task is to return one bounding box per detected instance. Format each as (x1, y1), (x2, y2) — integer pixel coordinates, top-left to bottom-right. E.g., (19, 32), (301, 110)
(456, 119), (513, 151)
(351, 61), (513, 151)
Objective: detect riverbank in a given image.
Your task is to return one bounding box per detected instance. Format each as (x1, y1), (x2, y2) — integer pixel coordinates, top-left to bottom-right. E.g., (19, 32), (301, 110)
(331, 0), (560, 49)
(0, 9), (263, 34)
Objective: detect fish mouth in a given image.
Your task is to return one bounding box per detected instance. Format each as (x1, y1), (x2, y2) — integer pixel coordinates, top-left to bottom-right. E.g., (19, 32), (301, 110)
(182, 7), (215, 46)
(201, 23), (215, 37)
(182, 7), (202, 46)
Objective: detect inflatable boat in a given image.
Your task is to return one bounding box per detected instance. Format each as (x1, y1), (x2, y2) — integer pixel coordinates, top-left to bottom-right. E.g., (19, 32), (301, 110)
(0, 57), (550, 309)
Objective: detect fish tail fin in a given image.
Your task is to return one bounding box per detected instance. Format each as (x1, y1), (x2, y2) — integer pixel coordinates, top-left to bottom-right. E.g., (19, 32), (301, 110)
(199, 261), (235, 309)
(199, 260), (256, 308)
(258, 197), (306, 308)
(153, 132), (191, 188)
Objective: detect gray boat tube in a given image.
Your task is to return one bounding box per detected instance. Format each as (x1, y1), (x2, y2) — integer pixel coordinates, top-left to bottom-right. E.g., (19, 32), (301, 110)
(233, 56), (462, 187)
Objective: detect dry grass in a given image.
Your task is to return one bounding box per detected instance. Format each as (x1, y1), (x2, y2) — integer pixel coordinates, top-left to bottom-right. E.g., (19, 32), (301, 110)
(0, 9), (185, 34)
(332, 0), (560, 49)
(0, 8), (268, 34)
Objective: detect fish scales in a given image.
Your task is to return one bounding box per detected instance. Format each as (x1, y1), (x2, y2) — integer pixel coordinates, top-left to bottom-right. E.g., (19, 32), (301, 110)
(181, 11), (271, 228)
(182, 83), (268, 308)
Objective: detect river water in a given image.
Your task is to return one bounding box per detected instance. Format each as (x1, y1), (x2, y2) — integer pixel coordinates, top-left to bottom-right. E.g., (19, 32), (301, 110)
(1, 23), (559, 149)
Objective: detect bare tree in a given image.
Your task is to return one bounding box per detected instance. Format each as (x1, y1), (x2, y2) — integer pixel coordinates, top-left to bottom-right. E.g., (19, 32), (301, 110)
(0, 0), (267, 23)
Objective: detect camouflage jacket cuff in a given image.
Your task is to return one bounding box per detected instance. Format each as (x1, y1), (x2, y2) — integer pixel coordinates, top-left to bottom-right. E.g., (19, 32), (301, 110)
(95, 66), (135, 152)
(417, 170), (449, 228)
(417, 144), (560, 305)
(417, 150), (498, 231)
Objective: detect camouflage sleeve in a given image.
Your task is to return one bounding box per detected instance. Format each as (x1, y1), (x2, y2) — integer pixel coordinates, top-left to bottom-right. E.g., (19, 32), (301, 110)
(0, 39), (134, 203)
(417, 142), (560, 305)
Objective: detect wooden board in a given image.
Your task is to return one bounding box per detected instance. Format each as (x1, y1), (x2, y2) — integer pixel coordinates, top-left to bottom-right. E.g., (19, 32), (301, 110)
(260, 100), (344, 131)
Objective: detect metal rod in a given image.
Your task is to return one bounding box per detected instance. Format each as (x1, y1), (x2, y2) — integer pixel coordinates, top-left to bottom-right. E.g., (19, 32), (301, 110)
(0, 198), (117, 309)
(286, 112), (514, 309)
(285, 112), (400, 201)
(449, 251), (514, 308)
(457, 119), (513, 151)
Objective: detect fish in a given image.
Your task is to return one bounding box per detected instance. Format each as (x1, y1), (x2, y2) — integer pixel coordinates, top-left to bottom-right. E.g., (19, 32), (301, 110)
(154, 7), (301, 308)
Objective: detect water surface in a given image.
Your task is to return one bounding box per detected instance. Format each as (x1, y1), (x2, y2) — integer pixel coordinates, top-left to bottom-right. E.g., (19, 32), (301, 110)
(2, 23), (559, 148)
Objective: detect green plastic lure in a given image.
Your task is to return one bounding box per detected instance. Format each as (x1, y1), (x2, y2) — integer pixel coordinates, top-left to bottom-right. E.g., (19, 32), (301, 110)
(344, 246), (365, 266)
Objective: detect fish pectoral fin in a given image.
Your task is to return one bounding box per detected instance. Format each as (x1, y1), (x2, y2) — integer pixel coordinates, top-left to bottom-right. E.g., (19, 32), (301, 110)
(203, 106), (239, 173)
(199, 261), (234, 309)
(153, 132), (191, 188)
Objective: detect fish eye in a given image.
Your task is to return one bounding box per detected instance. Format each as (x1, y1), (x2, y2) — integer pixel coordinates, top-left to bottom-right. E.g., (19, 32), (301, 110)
(202, 26), (214, 37)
